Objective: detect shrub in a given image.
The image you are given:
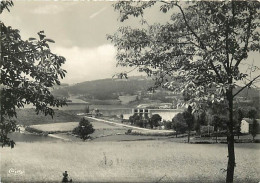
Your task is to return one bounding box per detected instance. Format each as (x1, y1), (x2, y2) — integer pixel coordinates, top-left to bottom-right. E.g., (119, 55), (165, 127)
(172, 113), (188, 136)
(129, 114), (141, 125)
(135, 120), (144, 128)
(72, 118), (95, 140)
(149, 114), (162, 129)
(163, 120), (173, 130)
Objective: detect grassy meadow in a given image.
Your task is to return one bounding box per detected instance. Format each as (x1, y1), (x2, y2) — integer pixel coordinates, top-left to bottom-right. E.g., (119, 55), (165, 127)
(1, 141), (259, 183)
(15, 109), (82, 126)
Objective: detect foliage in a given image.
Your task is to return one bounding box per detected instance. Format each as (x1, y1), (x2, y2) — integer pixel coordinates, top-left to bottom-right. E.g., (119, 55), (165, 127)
(128, 114), (147, 128)
(251, 119), (259, 141)
(163, 120), (173, 130)
(212, 116), (225, 131)
(193, 110), (207, 134)
(248, 109), (258, 119)
(149, 114), (162, 129)
(120, 114), (124, 123)
(129, 115), (134, 125)
(1, 1), (67, 146)
(72, 118), (95, 141)
(198, 111), (207, 126)
(109, 1), (260, 182)
(120, 114), (124, 119)
(234, 109), (243, 138)
(211, 115), (227, 142)
(135, 120), (144, 128)
(172, 113), (188, 135)
(248, 109), (258, 141)
(85, 106), (90, 114)
(183, 106), (194, 129)
(182, 106), (194, 142)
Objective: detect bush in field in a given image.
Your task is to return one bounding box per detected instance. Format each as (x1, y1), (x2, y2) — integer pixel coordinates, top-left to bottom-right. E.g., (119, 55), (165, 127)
(120, 114), (124, 123)
(149, 114), (162, 129)
(72, 118), (95, 140)
(172, 113), (188, 137)
(129, 114), (140, 125)
(163, 120), (173, 130)
(135, 120), (144, 128)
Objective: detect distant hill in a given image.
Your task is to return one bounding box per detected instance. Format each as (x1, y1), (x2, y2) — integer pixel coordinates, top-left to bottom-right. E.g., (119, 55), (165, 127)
(52, 76), (156, 100)
(51, 76), (259, 107)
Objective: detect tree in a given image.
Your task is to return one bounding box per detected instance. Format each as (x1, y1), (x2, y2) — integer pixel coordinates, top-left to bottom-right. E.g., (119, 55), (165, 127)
(209, 102), (229, 141)
(129, 113), (142, 126)
(182, 106), (194, 143)
(1, 1), (67, 146)
(251, 119), (258, 142)
(194, 110), (207, 135)
(120, 114), (124, 123)
(129, 115), (134, 125)
(235, 109), (243, 139)
(85, 106), (90, 114)
(212, 115), (223, 143)
(72, 118), (95, 141)
(149, 114), (162, 129)
(248, 109), (258, 141)
(108, 1), (260, 182)
(172, 113), (187, 137)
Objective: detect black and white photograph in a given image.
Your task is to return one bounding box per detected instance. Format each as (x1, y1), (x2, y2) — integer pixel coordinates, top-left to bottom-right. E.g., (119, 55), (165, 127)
(1, 0), (260, 182)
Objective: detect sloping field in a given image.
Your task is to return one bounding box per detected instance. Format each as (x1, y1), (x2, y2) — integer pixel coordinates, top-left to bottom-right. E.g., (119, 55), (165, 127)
(1, 141), (259, 183)
(15, 108), (81, 126)
(28, 121), (127, 133)
(28, 122), (78, 133)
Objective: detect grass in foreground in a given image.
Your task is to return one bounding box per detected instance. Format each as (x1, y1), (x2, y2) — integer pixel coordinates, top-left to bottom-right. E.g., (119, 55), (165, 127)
(1, 141), (259, 183)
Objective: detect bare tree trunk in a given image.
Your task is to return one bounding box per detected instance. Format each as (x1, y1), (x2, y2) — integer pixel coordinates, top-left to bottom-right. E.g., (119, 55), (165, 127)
(226, 90), (235, 183)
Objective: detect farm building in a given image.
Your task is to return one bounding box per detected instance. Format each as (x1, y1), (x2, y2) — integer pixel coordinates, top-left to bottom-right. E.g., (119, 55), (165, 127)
(240, 118), (260, 134)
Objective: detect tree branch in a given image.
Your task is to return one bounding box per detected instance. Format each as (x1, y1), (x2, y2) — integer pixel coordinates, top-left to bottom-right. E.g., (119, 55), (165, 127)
(233, 75), (260, 98)
(234, 8), (253, 68)
(224, 21), (230, 73)
(174, 3), (206, 50)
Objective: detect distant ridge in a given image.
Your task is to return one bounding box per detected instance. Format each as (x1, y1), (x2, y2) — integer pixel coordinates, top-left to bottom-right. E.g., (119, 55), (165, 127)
(52, 76), (259, 105)
(52, 76), (155, 100)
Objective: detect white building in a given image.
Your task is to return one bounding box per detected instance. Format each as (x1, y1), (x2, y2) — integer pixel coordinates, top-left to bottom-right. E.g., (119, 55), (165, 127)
(132, 108), (183, 121)
(241, 118), (260, 134)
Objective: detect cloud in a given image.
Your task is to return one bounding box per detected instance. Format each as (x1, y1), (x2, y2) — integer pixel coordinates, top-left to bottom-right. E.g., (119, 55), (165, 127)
(32, 4), (66, 14)
(89, 7), (107, 19)
(52, 44), (119, 84)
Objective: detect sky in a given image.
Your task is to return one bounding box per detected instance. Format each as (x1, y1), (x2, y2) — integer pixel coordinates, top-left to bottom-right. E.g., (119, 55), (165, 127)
(2, 1), (169, 84)
(2, 1), (260, 87)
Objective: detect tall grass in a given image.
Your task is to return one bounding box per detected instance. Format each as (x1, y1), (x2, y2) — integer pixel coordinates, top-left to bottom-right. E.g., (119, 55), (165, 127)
(1, 141), (259, 183)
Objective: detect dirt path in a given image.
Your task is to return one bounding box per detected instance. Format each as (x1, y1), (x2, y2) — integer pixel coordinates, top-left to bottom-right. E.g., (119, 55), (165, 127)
(86, 116), (175, 134)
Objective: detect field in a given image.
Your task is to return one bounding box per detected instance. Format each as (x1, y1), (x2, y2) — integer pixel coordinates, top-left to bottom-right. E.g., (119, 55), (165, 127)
(15, 109), (82, 126)
(1, 141), (259, 183)
(6, 108), (260, 183)
(28, 122), (79, 133)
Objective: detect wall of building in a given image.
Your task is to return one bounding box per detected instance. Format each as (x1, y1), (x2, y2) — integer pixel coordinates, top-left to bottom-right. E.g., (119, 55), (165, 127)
(241, 120), (249, 134)
(132, 108), (183, 121)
